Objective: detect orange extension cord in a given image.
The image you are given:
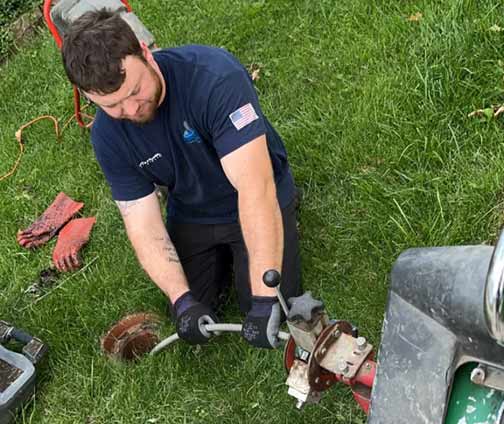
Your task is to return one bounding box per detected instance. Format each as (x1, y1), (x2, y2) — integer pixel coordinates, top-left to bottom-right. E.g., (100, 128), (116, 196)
(0, 109), (94, 182)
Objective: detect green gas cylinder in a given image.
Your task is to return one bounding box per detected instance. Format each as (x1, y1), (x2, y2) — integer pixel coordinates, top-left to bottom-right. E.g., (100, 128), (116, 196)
(445, 363), (504, 424)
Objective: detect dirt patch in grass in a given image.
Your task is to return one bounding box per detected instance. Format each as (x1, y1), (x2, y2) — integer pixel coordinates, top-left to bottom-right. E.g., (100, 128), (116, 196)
(0, 2), (44, 64)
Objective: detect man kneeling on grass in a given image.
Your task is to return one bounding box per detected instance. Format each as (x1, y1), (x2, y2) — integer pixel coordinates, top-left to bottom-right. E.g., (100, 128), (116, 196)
(61, 9), (301, 348)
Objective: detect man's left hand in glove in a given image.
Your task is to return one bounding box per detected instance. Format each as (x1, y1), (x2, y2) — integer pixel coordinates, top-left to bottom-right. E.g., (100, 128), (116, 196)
(174, 291), (218, 345)
(241, 296), (281, 349)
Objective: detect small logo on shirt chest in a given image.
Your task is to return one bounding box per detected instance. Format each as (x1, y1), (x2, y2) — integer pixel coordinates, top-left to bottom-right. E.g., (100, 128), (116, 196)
(139, 153), (162, 168)
(183, 121), (202, 144)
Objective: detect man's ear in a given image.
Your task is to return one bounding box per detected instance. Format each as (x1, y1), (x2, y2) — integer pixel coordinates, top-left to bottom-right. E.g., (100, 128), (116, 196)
(82, 90), (90, 101)
(81, 90), (97, 107)
(140, 41), (154, 64)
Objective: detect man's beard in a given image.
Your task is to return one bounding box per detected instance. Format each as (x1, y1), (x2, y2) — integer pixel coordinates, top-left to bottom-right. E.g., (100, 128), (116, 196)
(125, 64), (163, 125)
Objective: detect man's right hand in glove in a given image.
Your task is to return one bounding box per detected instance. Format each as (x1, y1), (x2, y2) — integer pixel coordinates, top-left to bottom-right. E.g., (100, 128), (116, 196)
(241, 296), (282, 349)
(174, 291), (218, 345)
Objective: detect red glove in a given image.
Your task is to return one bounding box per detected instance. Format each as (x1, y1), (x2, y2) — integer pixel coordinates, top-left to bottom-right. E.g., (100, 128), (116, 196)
(17, 192), (84, 249)
(52, 217), (96, 272)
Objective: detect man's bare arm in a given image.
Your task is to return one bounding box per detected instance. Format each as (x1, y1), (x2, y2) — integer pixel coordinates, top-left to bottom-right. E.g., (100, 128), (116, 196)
(116, 192), (189, 303)
(220, 135), (283, 297)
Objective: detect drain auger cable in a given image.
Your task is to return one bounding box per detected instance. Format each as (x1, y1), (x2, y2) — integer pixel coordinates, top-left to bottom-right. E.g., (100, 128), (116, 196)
(150, 323), (290, 355)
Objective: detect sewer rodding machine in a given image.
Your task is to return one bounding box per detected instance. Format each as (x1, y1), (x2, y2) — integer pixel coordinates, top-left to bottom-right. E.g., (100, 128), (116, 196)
(2, 1), (504, 423)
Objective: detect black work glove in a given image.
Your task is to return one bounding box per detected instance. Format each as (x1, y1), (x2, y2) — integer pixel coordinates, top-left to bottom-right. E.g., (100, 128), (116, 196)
(241, 296), (281, 349)
(174, 292), (218, 345)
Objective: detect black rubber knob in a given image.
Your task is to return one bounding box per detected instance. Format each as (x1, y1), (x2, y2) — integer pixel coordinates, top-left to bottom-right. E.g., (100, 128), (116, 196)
(263, 269), (281, 288)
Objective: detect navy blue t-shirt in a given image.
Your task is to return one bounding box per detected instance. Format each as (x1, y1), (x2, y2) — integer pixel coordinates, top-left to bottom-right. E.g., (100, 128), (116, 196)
(91, 45), (295, 224)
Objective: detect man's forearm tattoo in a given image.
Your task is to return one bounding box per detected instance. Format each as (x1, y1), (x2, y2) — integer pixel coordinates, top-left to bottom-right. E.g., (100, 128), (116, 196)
(160, 236), (180, 263)
(116, 200), (140, 217)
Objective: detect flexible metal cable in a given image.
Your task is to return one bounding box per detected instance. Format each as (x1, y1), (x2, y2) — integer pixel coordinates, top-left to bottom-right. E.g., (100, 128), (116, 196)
(150, 323), (290, 355)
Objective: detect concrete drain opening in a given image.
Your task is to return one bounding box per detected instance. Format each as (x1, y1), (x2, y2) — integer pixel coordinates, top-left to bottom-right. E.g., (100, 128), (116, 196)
(101, 313), (161, 361)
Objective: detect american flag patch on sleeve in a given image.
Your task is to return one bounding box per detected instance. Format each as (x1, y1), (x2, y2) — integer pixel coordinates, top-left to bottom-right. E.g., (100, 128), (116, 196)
(229, 103), (259, 131)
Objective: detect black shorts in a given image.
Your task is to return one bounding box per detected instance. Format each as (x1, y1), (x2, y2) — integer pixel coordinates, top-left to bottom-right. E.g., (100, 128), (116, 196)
(166, 196), (302, 316)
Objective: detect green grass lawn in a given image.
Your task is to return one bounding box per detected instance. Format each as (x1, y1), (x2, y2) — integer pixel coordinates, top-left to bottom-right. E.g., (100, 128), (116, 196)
(2, 0), (504, 422)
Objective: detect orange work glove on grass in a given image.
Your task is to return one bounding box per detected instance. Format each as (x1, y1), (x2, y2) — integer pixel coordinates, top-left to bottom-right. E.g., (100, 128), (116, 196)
(52, 217), (96, 272)
(17, 192), (84, 249)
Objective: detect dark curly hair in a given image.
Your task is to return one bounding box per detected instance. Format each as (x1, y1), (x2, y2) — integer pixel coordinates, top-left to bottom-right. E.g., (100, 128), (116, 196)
(61, 9), (144, 94)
